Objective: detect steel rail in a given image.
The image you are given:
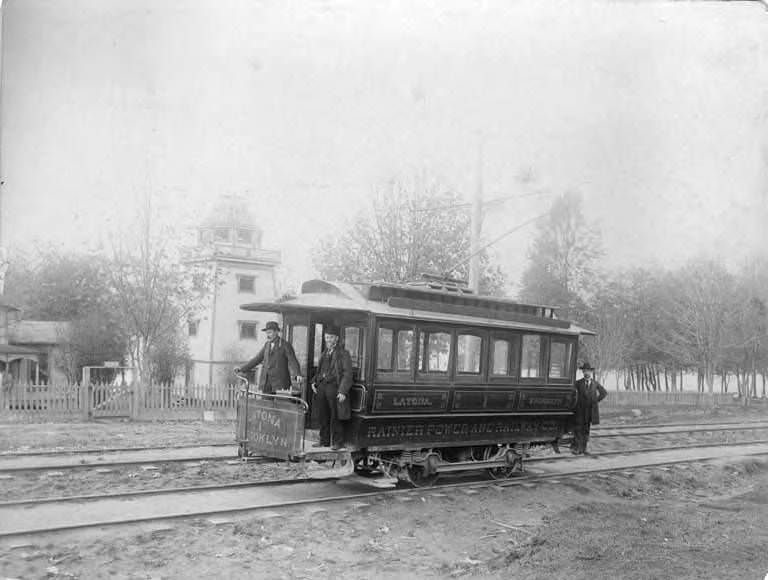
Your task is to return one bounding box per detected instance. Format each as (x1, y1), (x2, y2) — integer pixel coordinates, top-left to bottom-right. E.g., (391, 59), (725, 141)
(0, 452), (276, 474)
(0, 419), (765, 458)
(591, 423), (768, 438)
(4, 422), (768, 473)
(1, 439), (767, 538)
(0, 475), (340, 509)
(593, 418), (768, 431)
(531, 438), (768, 462)
(0, 442), (233, 457)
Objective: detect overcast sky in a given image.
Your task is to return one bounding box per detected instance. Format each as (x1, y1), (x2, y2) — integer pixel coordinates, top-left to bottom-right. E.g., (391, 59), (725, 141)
(2, 0), (767, 293)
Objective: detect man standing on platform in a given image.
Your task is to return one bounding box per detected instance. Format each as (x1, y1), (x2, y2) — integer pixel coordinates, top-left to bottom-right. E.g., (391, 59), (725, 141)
(235, 321), (301, 394)
(571, 361), (607, 455)
(311, 325), (353, 450)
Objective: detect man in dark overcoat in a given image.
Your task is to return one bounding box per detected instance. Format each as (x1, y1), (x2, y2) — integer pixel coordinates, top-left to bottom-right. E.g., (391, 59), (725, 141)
(235, 321), (301, 395)
(311, 325), (353, 450)
(571, 361), (608, 455)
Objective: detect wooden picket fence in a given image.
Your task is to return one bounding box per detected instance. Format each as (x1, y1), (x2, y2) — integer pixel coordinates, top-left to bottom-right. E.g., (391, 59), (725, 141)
(0, 382), (243, 422)
(601, 390), (742, 408)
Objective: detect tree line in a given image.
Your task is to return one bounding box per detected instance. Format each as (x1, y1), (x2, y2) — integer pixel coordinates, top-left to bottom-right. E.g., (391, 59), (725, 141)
(6, 183), (765, 400)
(312, 183), (768, 401)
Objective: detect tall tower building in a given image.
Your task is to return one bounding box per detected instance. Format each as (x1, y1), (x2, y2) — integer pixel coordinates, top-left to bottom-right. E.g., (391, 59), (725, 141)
(186, 195), (281, 385)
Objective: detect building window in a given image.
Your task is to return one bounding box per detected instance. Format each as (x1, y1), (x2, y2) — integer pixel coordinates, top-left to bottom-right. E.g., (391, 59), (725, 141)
(240, 321), (259, 340)
(238, 275), (256, 293)
(214, 227), (231, 242)
(188, 320), (199, 337)
(236, 229), (253, 244)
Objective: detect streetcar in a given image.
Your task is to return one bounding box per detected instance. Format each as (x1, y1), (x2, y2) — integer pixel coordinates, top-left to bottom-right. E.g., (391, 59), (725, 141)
(235, 278), (593, 484)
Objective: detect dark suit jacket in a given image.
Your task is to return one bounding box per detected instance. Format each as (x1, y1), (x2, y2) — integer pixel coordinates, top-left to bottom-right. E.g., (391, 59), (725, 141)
(312, 346), (354, 419)
(574, 377), (608, 426)
(240, 338), (300, 394)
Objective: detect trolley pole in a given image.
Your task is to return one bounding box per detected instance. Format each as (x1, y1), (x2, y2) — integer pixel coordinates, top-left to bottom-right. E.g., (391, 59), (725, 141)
(469, 141), (483, 293)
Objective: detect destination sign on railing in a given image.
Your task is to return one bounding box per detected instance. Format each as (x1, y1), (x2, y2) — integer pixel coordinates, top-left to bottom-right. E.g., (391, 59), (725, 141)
(236, 397), (305, 459)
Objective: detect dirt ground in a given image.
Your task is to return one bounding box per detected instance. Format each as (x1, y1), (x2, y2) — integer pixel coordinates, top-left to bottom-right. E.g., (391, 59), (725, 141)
(1, 404), (768, 580)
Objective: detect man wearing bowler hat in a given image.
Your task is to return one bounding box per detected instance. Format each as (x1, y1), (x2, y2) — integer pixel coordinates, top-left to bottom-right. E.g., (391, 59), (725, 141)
(571, 361), (607, 455)
(311, 325), (353, 450)
(235, 321), (301, 395)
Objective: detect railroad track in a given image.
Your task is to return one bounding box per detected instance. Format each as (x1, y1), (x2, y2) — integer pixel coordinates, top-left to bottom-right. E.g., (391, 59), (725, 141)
(1, 439), (767, 538)
(3, 421), (768, 473)
(0, 441), (233, 457)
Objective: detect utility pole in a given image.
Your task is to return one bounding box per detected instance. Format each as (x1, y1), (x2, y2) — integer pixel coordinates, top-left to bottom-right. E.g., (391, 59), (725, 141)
(0, 4), (6, 296)
(469, 140), (483, 293)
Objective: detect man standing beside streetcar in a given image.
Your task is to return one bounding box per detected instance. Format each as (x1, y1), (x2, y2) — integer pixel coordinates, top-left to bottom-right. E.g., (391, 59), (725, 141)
(571, 361), (607, 455)
(311, 325), (353, 450)
(235, 321), (302, 395)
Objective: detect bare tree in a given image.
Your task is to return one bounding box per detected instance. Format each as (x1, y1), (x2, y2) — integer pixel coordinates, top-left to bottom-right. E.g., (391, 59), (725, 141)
(581, 278), (632, 389)
(653, 259), (737, 404)
(108, 196), (211, 384)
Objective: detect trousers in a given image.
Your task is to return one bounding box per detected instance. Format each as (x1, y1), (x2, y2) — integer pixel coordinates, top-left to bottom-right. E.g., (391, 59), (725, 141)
(316, 382), (344, 446)
(571, 423), (591, 454)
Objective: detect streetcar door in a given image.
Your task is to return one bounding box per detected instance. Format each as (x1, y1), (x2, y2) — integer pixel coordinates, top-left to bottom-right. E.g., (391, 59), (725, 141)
(283, 313), (311, 396)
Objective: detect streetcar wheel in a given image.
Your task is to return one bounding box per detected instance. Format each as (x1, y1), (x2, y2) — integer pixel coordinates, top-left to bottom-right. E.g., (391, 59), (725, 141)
(483, 446), (520, 480)
(354, 461), (378, 477)
(405, 465), (438, 487)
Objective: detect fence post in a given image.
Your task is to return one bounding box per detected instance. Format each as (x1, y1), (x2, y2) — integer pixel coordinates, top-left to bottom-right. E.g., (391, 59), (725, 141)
(132, 380), (143, 420)
(79, 383), (89, 420)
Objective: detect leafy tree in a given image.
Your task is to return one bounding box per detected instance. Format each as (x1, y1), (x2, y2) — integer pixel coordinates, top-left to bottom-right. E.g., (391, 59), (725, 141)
(518, 190), (602, 318)
(4, 247), (126, 382)
(312, 179), (505, 295)
(4, 247), (111, 321)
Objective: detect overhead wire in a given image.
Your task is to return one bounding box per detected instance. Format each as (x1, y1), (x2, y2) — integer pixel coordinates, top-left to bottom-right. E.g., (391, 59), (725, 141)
(446, 211), (549, 273)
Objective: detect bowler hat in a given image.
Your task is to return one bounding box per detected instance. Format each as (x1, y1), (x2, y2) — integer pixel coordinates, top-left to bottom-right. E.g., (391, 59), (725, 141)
(262, 321), (280, 332)
(324, 324), (340, 336)
(579, 361), (595, 371)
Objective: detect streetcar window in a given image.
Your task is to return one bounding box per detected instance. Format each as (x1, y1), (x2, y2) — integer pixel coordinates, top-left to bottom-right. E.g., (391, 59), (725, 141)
(344, 327), (365, 369)
(312, 323), (323, 367)
(490, 335), (520, 378)
(549, 340), (573, 379)
(290, 324), (309, 375)
(457, 334), (482, 374)
(491, 339), (509, 375)
(418, 331), (451, 373)
(377, 327), (394, 371)
(396, 329), (414, 371)
(521, 334), (542, 378)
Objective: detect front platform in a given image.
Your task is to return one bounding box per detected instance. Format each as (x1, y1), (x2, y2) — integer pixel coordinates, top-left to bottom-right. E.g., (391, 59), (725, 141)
(297, 430), (355, 462)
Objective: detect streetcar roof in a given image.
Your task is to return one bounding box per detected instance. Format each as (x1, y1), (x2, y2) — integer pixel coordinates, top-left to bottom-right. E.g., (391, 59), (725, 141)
(241, 279), (595, 336)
